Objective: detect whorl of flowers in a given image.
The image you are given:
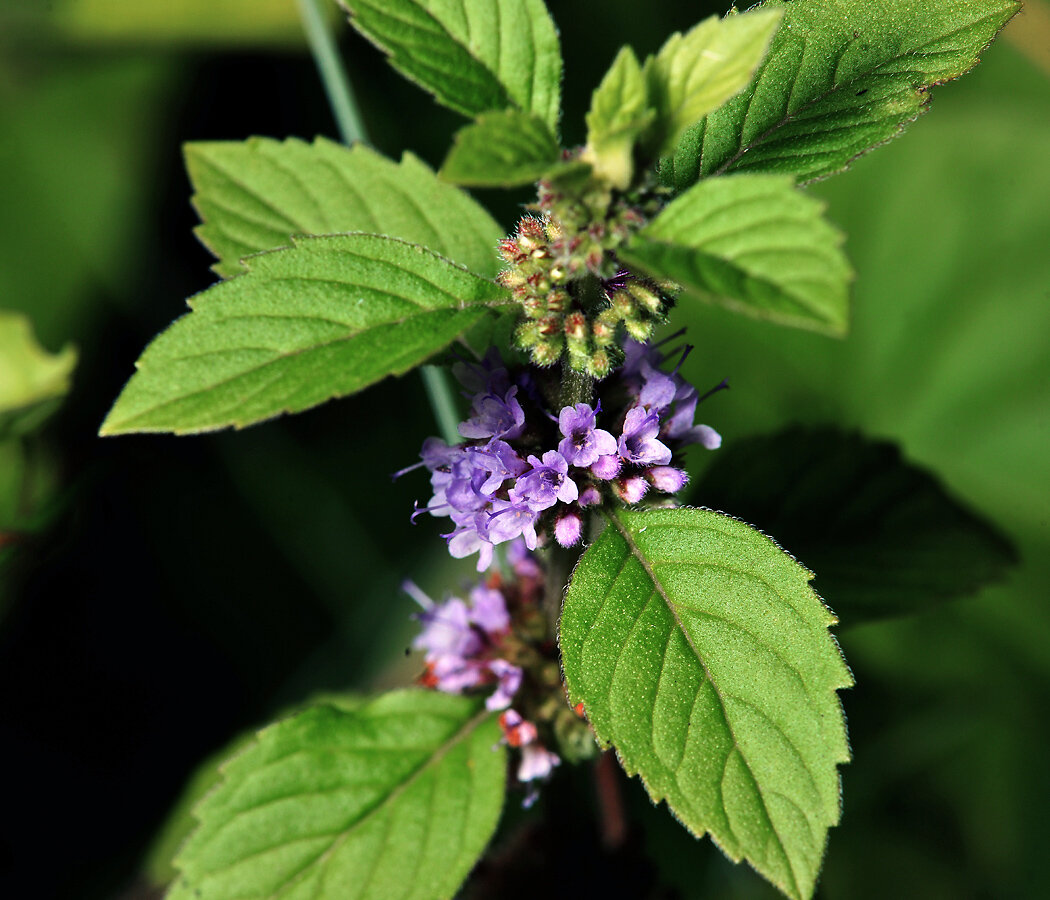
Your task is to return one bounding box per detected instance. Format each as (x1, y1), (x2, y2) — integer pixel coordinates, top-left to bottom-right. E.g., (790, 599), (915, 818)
(407, 542), (565, 802)
(498, 169), (676, 376)
(408, 341), (722, 572)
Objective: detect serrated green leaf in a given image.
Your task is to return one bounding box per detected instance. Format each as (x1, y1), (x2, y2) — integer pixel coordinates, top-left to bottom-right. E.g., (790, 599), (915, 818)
(561, 507), (852, 900)
(0, 311), (77, 438)
(100, 234), (512, 435)
(168, 692), (506, 900)
(186, 136), (504, 279)
(691, 426), (1018, 624)
(622, 173), (852, 335)
(440, 109), (561, 187)
(583, 46), (654, 189)
(342, 0), (562, 130)
(644, 8), (783, 159)
(663, 0), (1021, 190)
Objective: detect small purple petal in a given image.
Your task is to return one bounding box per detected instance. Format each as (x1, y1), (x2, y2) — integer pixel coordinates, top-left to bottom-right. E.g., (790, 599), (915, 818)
(485, 659), (523, 710)
(469, 584), (510, 634)
(638, 361), (676, 411)
(518, 743), (560, 782)
(619, 407), (672, 466)
(506, 538), (543, 578)
(413, 598), (481, 659)
(511, 451), (575, 512)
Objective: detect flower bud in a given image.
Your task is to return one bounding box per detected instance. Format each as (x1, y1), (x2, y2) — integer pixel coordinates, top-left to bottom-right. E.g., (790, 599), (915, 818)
(628, 283), (663, 314)
(515, 321), (541, 348)
(554, 511), (583, 548)
(517, 217), (547, 249)
(591, 316), (616, 348)
(546, 289), (569, 313)
(589, 454), (621, 481)
(531, 338), (563, 366)
(646, 465), (688, 494)
(498, 238), (524, 263)
(537, 315), (561, 336)
(564, 312), (587, 341)
(613, 474), (649, 504)
(610, 290), (635, 318)
(624, 317), (654, 342)
(586, 348), (614, 378)
(578, 485), (602, 508)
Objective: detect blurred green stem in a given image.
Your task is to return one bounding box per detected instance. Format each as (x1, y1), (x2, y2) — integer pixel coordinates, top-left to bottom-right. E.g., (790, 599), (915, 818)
(297, 0), (461, 444)
(421, 367), (463, 446)
(296, 0), (366, 145)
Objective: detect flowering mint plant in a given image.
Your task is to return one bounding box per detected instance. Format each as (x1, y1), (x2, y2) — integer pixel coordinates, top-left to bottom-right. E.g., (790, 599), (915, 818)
(100, 1), (1020, 898)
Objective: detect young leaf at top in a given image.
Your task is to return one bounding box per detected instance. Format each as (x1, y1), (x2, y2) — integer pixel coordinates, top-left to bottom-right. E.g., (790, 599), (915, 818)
(342, 0), (562, 131)
(691, 426), (1018, 625)
(662, 0), (1022, 191)
(440, 109), (561, 187)
(582, 46), (654, 189)
(621, 173), (852, 335)
(642, 8), (783, 160)
(186, 137), (503, 279)
(0, 311), (77, 439)
(100, 234), (512, 435)
(168, 691), (506, 900)
(560, 507), (852, 900)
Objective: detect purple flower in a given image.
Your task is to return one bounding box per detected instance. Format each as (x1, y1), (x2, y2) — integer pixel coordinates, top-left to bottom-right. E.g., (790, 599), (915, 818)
(413, 597), (481, 659)
(557, 403), (617, 468)
(446, 525), (495, 572)
(452, 347), (512, 397)
(469, 584), (510, 634)
(618, 407), (672, 465)
(511, 451), (579, 511)
(638, 361), (676, 411)
(554, 511), (583, 548)
(459, 386), (525, 441)
(484, 499), (539, 549)
(518, 743), (561, 783)
(506, 537), (543, 578)
(469, 440), (528, 494)
(429, 655), (487, 693)
(485, 659), (523, 710)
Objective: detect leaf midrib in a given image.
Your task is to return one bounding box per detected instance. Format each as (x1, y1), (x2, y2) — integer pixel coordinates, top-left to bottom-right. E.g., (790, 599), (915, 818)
(708, 8), (1003, 180)
(604, 508), (803, 898)
(107, 306), (490, 432)
(243, 705), (495, 899)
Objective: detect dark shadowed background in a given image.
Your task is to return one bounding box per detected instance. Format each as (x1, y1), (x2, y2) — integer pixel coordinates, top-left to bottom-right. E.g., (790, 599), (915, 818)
(1, 1), (1048, 897)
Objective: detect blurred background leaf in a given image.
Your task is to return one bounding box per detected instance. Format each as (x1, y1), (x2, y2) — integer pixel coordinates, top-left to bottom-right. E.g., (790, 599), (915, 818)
(52, 0), (335, 47)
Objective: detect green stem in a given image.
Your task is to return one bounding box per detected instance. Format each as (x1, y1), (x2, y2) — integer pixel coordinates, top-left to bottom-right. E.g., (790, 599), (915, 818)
(297, 0), (462, 441)
(421, 365), (462, 446)
(559, 366), (595, 409)
(296, 0), (367, 145)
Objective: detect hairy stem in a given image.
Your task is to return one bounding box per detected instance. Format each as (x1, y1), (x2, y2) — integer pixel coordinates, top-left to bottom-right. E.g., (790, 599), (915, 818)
(559, 366), (594, 410)
(297, 0), (461, 442)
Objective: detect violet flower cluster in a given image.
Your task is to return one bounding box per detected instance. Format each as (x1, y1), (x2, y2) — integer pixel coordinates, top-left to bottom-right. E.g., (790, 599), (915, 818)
(411, 342), (721, 570)
(407, 544), (559, 794)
